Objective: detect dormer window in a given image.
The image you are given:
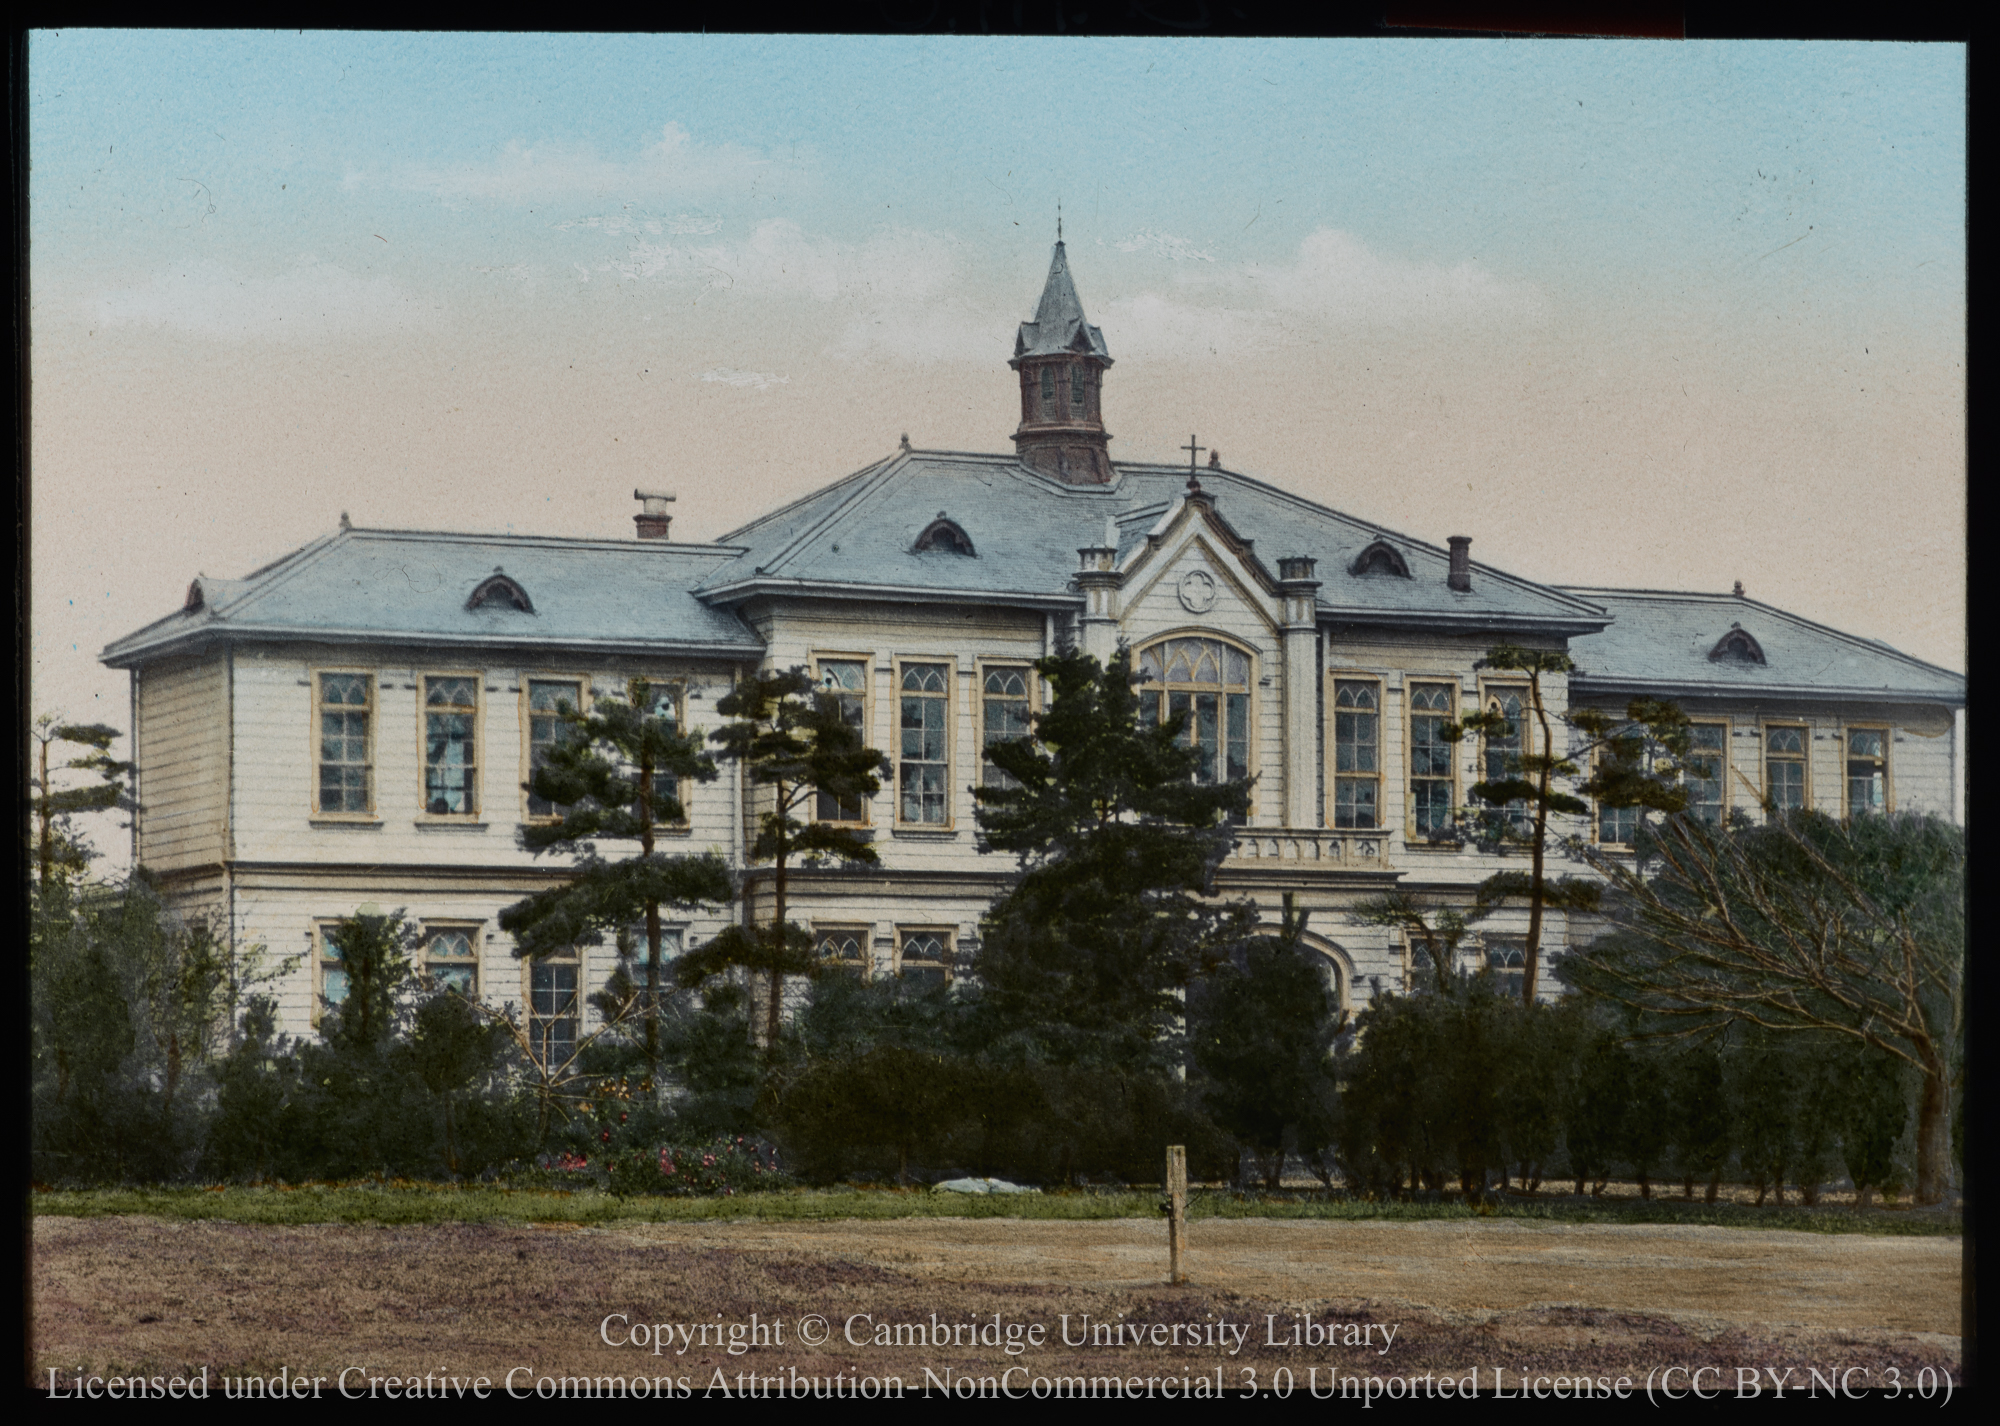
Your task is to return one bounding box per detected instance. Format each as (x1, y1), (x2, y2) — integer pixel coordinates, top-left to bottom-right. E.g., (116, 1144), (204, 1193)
(1709, 626), (1765, 665)
(1349, 540), (1412, 578)
(466, 571), (534, 613)
(913, 516), (976, 556)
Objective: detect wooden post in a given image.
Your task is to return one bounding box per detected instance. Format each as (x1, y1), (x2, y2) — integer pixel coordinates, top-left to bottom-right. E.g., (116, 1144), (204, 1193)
(1166, 1144), (1188, 1285)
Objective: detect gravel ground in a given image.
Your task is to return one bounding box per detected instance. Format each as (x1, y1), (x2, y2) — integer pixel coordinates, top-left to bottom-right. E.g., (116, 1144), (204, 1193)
(33, 1215), (1961, 1394)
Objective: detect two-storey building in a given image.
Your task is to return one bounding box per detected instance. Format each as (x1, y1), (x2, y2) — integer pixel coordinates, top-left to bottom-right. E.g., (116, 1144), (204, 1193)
(101, 241), (1966, 1047)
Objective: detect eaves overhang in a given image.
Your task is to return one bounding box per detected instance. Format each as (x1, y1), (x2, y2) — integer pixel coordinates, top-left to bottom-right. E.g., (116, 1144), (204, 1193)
(1317, 607), (1610, 638)
(697, 577), (1085, 612)
(1569, 674), (1966, 709)
(101, 624), (768, 669)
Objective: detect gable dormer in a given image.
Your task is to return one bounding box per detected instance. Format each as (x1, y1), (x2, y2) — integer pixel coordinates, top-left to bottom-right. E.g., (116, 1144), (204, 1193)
(1349, 539), (1412, 578)
(913, 515), (976, 556)
(1709, 624), (1765, 665)
(467, 570), (534, 614)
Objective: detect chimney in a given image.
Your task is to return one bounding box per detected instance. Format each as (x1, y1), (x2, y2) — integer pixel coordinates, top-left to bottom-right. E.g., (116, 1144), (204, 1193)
(1732, 580), (1745, 597)
(1447, 536), (1472, 592)
(634, 489), (676, 541)
(1207, 450), (1220, 469)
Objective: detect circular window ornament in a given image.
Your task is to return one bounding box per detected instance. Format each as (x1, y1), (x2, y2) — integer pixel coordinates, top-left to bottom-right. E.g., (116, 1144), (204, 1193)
(1176, 568), (1218, 615)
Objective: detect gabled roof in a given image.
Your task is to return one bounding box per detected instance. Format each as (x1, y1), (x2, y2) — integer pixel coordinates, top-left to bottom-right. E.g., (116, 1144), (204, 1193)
(1012, 241), (1111, 365)
(102, 527), (763, 667)
(1561, 587), (1965, 706)
(703, 449), (1611, 634)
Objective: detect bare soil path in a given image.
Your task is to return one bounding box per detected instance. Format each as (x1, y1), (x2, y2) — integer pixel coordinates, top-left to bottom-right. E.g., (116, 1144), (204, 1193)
(34, 1216), (1960, 1391)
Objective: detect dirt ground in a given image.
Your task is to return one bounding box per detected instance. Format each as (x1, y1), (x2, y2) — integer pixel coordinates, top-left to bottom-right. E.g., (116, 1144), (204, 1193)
(34, 1215), (1961, 1393)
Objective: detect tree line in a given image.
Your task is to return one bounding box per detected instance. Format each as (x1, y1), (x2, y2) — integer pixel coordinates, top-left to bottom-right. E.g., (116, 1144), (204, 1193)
(28, 647), (1963, 1203)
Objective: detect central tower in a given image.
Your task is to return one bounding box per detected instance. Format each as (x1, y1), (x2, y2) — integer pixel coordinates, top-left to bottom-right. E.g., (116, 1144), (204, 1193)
(1010, 239), (1114, 484)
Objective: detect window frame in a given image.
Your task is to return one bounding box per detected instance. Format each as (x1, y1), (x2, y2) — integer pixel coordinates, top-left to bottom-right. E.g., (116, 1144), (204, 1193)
(1327, 673), (1383, 831)
(1592, 731), (1644, 848)
(976, 658), (1036, 791)
(420, 922), (483, 998)
(1476, 678), (1533, 834)
(893, 656), (956, 829)
(1686, 718), (1731, 826)
(1406, 679), (1460, 843)
(1762, 721), (1811, 814)
(1842, 723), (1893, 818)
(310, 666), (378, 821)
(311, 919), (350, 1026)
(1134, 632), (1259, 822)
(812, 652), (875, 826)
(894, 926), (955, 987)
(1482, 934), (1528, 997)
(632, 678), (691, 831)
(417, 670), (484, 820)
(522, 945), (584, 1072)
(813, 922), (873, 976)
(520, 674), (591, 824)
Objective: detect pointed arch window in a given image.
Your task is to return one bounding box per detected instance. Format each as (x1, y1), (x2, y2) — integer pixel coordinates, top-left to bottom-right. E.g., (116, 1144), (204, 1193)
(1349, 540), (1411, 578)
(467, 573), (534, 613)
(913, 517), (976, 556)
(1070, 364), (1087, 415)
(1040, 365), (1056, 416)
(1709, 627), (1766, 665)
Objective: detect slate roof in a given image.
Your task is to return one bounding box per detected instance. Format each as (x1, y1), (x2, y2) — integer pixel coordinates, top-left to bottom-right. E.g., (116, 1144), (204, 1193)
(102, 527), (763, 666)
(1561, 587), (1965, 706)
(1012, 242), (1111, 364)
(702, 449), (1611, 635)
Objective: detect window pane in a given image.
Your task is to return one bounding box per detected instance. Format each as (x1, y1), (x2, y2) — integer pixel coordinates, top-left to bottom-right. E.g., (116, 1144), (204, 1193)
(526, 680), (581, 818)
(317, 675), (372, 813)
(898, 932), (950, 987)
(530, 962), (579, 1065)
(817, 929), (868, 973)
(982, 668), (1031, 789)
(815, 662), (868, 821)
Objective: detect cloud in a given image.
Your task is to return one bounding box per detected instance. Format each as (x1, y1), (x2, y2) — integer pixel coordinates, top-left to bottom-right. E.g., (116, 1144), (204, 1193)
(396, 123), (804, 205)
(556, 210), (725, 237)
(1094, 292), (1280, 361)
(1230, 228), (1541, 326)
(90, 259), (433, 341)
(700, 368), (789, 389)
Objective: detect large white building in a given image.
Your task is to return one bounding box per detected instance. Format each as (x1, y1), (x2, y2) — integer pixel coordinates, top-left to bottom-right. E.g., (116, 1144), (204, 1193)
(102, 243), (1967, 1052)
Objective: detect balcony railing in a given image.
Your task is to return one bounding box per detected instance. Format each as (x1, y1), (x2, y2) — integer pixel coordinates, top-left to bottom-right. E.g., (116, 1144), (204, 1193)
(1225, 830), (1390, 869)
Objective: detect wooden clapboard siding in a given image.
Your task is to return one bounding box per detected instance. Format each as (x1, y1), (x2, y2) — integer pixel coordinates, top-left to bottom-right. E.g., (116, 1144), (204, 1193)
(134, 653), (229, 872)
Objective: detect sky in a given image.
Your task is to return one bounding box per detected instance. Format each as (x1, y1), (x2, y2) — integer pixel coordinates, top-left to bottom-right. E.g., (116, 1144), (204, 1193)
(30, 33), (1966, 867)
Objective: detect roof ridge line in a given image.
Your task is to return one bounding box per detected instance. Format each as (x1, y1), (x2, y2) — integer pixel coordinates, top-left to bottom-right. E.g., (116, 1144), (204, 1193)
(746, 451), (914, 578)
(714, 453), (900, 545)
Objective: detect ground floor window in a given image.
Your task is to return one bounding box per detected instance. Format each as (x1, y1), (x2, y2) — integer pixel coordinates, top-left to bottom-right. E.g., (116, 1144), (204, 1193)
(529, 952), (581, 1068)
(896, 929), (953, 988)
(815, 925), (871, 974)
(423, 926), (479, 995)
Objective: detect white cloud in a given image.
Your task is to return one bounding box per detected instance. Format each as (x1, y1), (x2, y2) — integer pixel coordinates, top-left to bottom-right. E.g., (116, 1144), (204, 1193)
(397, 123), (803, 205)
(700, 368), (789, 389)
(1095, 292), (1280, 361)
(90, 259), (433, 341)
(1227, 228), (1540, 326)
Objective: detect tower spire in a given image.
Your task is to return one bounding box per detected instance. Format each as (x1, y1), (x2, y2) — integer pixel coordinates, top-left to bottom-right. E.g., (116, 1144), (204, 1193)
(1010, 240), (1114, 484)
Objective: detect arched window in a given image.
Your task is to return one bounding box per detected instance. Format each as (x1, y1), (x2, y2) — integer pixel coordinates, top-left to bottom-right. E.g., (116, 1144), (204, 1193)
(1136, 636), (1253, 811)
(913, 516), (976, 555)
(1070, 364), (1087, 414)
(467, 572), (534, 613)
(1040, 365), (1056, 416)
(1709, 626), (1766, 665)
(1348, 540), (1411, 578)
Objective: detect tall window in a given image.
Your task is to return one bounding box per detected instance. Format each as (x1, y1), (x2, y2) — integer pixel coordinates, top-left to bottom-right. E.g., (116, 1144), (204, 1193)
(1846, 727), (1889, 816)
(1765, 726), (1807, 812)
(424, 927), (478, 995)
(1597, 769), (1640, 847)
(897, 929), (952, 988)
(423, 675), (479, 815)
(1688, 721), (1728, 824)
(316, 924), (349, 1011)
(1137, 638), (1252, 812)
(1039, 365), (1056, 417)
(981, 666), (1032, 788)
(1070, 365), (1087, 415)
(815, 660), (869, 822)
(525, 679), (582, 819)
(1331, 679), (1381, 829)
(898, 662), (951, 824)
(1409, 682), (1457, 839)
(317, 672), (373, 814)
(638, 681), (685, 822)
(529, 951), (581, 1068)
(815, 925), (870, 975)
(1482, 686), (1529, 831)
(1484, 937), (1526, 997)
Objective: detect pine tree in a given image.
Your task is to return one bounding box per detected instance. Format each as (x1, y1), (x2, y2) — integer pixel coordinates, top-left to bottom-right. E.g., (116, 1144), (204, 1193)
(30, 717), (134, 889)
(971, 645), (1254, 1070)
(680, 668), (889, 1051)
(499, 677), (733, 1063)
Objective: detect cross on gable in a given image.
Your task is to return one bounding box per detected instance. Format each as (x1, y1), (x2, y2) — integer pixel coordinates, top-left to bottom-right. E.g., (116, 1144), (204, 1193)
(1181, 434), (1206, 493)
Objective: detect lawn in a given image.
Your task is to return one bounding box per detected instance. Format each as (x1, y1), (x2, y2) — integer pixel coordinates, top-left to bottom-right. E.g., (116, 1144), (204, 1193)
(33, 1182), (1962, 1236)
